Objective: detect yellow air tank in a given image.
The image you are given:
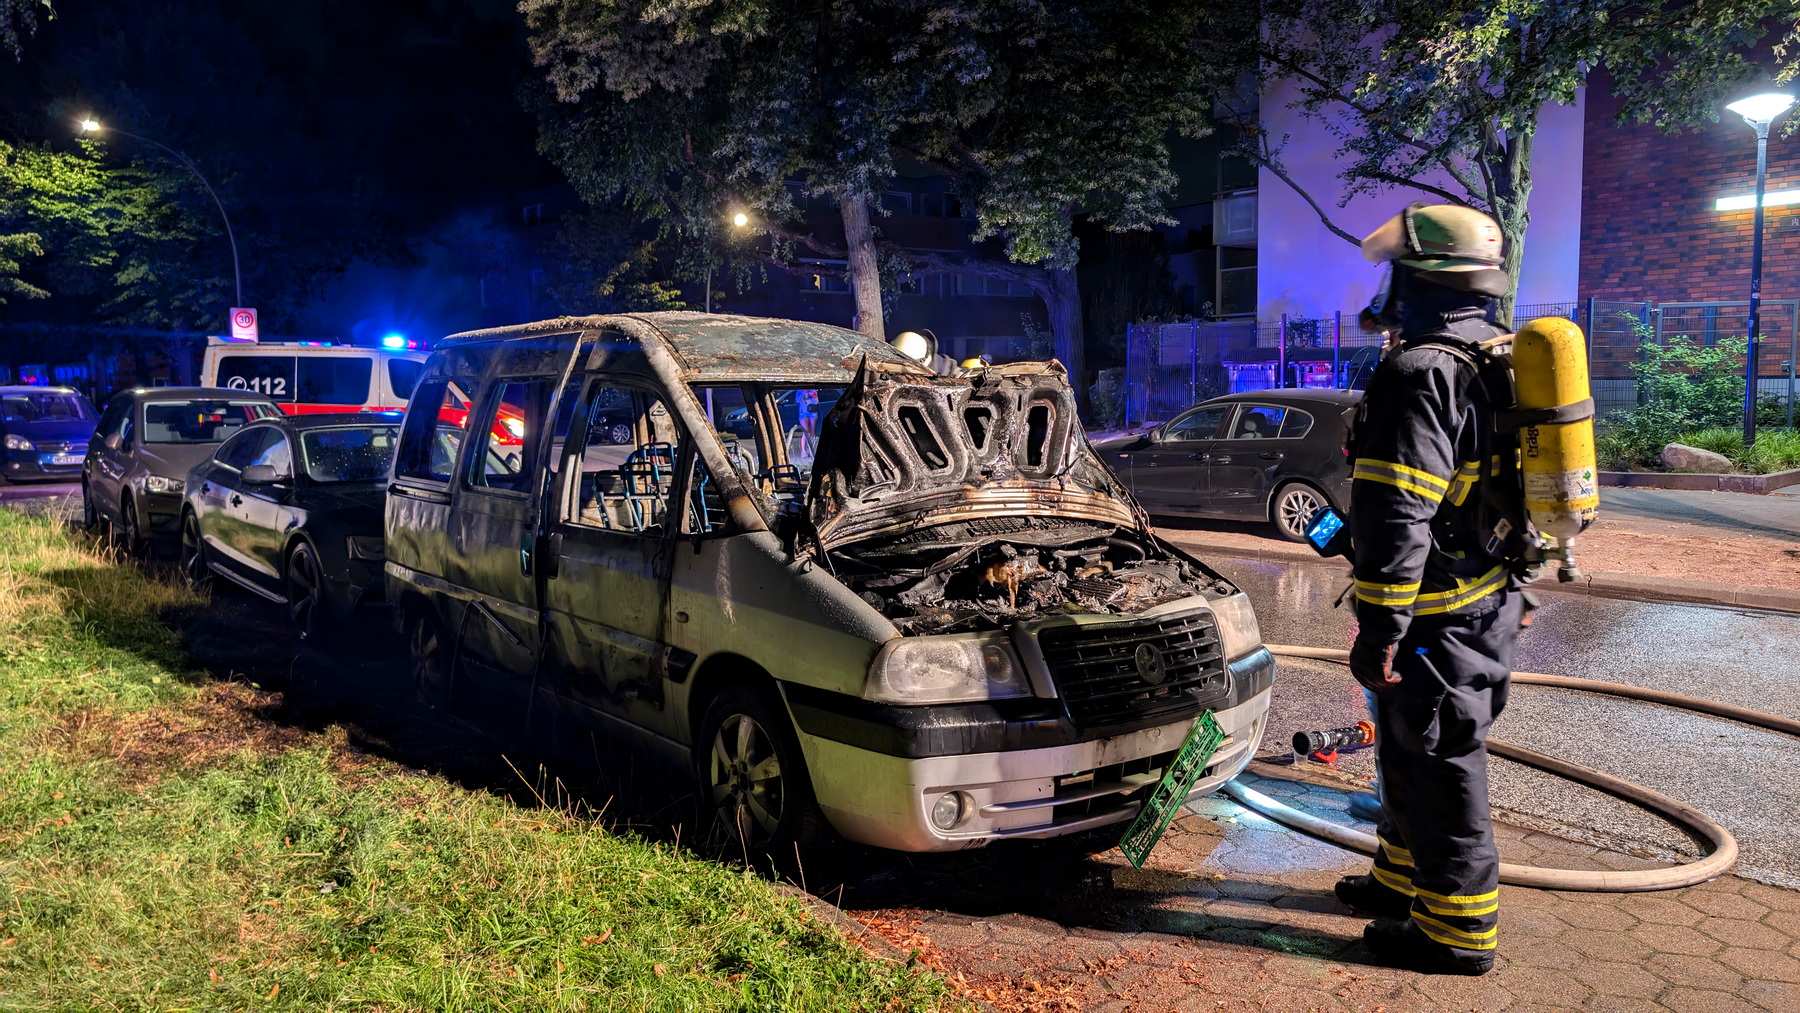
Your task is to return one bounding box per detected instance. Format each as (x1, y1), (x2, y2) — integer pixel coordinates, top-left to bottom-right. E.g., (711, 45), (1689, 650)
(1510, 316), (1599, 577)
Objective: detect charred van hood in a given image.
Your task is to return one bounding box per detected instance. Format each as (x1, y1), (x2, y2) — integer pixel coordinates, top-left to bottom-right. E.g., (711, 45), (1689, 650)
(806, 360), (1141, 548)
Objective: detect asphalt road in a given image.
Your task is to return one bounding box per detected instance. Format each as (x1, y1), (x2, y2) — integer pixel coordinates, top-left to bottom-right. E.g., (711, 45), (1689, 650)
(1206, 550), (1800, 888)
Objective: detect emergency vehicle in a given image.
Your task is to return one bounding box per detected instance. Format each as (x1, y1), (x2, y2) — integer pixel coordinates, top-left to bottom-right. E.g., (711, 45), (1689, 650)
(200, 337), (428, 416)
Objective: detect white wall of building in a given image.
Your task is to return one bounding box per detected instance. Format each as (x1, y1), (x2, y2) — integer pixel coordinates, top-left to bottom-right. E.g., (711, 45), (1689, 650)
(1256, 83), (1585, 320)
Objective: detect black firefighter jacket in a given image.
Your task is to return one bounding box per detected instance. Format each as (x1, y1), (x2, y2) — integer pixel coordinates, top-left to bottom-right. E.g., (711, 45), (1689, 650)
(1350, 311), (1514, 643)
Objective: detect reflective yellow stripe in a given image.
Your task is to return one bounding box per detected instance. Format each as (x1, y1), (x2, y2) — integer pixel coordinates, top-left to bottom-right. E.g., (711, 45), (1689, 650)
(1379, 837), (1414, 867)
(1412, 884), (1499, 906)
(1371, 866), (1417, 897)
(1446, 460), (1481, 506)
(1413, 566), (1507, 616)
(1354, 578), (1421, 607)
(1420, 895), (1500, 917)
(1412, 912), (1498, 950)
(1353, 458), (1450, 503)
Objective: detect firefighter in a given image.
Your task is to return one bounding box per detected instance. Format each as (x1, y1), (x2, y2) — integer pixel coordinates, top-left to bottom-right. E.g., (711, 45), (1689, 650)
(1333, 203), (1526, 976)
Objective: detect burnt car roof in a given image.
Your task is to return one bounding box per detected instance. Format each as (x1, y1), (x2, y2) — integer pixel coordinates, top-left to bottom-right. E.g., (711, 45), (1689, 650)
(441, 312), (933, 384)
(117, 386), (282, 402)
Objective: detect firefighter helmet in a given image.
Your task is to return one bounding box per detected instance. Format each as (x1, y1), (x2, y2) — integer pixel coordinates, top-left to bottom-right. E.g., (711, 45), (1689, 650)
(1362, 203), (1508, 297)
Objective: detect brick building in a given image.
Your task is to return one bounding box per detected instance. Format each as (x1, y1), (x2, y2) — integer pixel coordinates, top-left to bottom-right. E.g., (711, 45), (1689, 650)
(1580, 81), (1800, 307)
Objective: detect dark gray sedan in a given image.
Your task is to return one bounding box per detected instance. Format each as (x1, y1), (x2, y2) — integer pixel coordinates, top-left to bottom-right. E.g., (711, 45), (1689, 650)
(1094, 389), (1359, 541)
(84, 387), (284, 554)
(181, 413), (399, 639)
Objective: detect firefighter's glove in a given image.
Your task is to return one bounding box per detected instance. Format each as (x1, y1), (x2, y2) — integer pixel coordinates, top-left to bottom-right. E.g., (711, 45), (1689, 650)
(1349, 627), (1403, 693)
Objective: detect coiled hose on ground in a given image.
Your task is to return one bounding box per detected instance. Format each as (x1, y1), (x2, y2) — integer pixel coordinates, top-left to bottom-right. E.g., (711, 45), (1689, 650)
(1220, 645), (1800, 892)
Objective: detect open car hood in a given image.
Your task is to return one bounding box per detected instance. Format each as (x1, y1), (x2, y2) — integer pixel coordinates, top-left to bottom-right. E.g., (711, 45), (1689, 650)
(805, 360), (1142, 549)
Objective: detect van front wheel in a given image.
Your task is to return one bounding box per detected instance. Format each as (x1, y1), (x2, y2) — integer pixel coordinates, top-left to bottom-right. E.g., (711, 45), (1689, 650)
(696, 685), (827, 864)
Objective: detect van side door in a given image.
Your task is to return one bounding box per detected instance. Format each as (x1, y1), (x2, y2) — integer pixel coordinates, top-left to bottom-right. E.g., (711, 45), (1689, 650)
(539, 377), (683, 732)
(445, 374), (555, 681)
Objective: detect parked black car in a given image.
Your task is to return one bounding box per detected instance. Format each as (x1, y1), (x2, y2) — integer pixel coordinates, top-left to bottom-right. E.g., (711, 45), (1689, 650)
(84, 387), (284, 554)
(180, 412), (399, 639)
(1094, 389), (1360, 541)
(1, 385), (99, 483)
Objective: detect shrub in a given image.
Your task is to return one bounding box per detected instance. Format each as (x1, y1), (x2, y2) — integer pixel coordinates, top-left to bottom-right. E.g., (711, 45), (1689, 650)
(1087, 367), (1126, 429)
(1749, 428), (1800, 473)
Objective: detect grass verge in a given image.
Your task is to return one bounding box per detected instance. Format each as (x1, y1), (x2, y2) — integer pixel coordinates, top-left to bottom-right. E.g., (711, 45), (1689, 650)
(0, 510), (951, 1011)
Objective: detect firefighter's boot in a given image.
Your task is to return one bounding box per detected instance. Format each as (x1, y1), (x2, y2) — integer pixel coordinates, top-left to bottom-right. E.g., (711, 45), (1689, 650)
(1334, 874), (1412, 919)
(1364, 917), (1496, 976)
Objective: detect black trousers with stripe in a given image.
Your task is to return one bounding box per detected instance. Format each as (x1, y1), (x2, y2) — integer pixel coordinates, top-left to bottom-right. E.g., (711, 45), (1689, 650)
(1368, 589), (1523, 955)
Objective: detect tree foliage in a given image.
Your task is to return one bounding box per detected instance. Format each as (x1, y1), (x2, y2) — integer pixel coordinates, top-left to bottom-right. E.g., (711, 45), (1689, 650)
(523, 0), (1210, 397)
(1204, 1), (1800, 323)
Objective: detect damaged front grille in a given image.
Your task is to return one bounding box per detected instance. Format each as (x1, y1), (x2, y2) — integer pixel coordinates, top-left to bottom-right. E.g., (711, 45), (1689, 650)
(1037, 610), (1227, 729)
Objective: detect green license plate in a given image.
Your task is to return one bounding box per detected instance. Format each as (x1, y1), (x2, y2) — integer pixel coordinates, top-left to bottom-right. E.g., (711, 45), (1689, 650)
(1118, 710), (1225, 869)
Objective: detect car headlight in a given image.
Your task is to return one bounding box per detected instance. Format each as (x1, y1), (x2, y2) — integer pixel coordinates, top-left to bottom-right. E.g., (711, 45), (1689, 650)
(144, 475), (184, 494)
(865, 632), (1031, 705)
(1210, 592), (1262, 661)
(345, 535), (385, 561)
(4, 434), (34, 451)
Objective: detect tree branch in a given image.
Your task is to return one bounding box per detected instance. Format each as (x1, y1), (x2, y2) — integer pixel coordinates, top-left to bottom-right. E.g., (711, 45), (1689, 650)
(1363, 170), (1473, 206)
(1256, 154), (1362, 247)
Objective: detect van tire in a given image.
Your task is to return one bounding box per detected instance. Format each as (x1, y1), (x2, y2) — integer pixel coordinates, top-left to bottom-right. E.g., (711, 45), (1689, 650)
(406, 601), (452, 707)
(695, 684), (828, 868)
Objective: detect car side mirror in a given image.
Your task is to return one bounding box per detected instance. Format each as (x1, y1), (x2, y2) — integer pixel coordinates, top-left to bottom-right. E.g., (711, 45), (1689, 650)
(105, 432), (123, 451)
(242, 464), (283, 485)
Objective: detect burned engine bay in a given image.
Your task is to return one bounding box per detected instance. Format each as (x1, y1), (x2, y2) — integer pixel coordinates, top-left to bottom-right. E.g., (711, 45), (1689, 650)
(828, 516), (1235, 635)
(787, 360), (1237, 635)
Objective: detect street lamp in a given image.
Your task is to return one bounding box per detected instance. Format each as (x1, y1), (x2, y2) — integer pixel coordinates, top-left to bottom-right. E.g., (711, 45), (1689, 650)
(1724, 91), (1796, 444)
(80, 117), (244, 308)
(706, 210), (752, 312)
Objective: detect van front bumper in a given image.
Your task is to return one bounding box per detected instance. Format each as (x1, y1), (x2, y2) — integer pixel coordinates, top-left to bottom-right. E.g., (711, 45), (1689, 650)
(796, 669), (1272, 853)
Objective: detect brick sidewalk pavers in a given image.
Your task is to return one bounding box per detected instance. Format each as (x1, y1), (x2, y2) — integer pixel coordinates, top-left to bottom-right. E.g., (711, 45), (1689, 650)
(844, 769), (1800, 1012)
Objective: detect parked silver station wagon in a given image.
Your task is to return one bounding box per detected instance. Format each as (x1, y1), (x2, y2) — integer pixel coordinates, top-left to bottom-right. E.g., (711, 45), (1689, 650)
(384, 313), (1274, 854)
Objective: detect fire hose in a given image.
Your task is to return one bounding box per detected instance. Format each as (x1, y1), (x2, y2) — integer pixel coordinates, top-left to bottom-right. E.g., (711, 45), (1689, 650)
(1221, 644), (1800, 892)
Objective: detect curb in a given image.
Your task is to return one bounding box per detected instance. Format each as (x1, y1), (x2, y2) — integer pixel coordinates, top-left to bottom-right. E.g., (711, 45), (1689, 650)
(1168, 536), (1800, 615)
(1601, 468), (1800, 494)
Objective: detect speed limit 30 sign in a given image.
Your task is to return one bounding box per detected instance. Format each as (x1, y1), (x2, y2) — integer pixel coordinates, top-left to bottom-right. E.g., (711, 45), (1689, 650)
(230, 307), (259, 342)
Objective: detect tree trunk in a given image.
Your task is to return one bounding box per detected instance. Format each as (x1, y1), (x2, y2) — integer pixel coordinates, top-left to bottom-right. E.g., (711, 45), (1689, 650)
(1493, 127), (1536, 331)
(1046, 266), (1090, 416)
(838, 192), (885, 340)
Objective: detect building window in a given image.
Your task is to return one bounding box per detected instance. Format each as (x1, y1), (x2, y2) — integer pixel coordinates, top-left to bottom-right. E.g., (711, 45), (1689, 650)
(799, 258), (852, 294)
(521, 203), (545, 225)
(1214, 190), (1257, 244)
(881, 191), (914, 215)
(1218, 245), (1257, 317)
(897, 273), (924, 296)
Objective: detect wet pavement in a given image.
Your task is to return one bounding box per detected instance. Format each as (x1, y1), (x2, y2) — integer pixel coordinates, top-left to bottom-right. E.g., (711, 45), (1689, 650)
(1210, 551), (1800, 888)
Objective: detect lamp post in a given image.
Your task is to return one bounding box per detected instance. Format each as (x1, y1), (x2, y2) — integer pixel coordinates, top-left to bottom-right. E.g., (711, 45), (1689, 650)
(1724, 93), (1796, 444)
(80, 118), (243, 308)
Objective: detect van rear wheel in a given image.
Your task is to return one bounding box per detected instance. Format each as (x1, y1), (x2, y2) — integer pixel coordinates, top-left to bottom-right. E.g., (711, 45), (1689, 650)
(406, 603), (452, 706)
(696, 685), (827, 865)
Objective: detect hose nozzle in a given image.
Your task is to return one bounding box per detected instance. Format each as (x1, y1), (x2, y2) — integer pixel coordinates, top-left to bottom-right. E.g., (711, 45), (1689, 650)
(1292, 721), (1375, 757)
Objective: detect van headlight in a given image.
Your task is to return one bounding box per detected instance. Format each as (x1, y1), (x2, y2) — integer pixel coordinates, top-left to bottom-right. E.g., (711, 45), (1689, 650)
(865, 632), (1031, 705)
(1210, 593), (1262, 660)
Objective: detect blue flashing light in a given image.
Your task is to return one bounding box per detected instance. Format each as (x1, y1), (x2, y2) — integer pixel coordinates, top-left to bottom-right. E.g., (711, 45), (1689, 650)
(381, 333), (407, 349)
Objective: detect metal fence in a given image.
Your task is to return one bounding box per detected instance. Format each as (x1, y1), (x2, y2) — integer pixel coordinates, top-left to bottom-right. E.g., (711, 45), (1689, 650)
(1123, 300), (1800, 427)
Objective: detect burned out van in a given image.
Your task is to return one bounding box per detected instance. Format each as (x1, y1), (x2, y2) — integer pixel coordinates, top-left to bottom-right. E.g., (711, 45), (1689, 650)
(384, 313), (1273, 854)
